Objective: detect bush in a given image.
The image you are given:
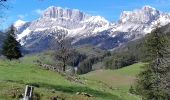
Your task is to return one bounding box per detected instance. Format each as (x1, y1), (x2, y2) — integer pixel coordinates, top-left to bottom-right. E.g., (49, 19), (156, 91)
(129, 86), (135, 94)
(77, 57), (100, 74)
(66, 51), (87, 67)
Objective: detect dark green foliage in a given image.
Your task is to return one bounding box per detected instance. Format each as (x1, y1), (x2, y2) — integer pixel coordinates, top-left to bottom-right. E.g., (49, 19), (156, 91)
(55, 44), (111, 74)
(135, 64), (170, 100)
(104, 53), (137, 69)
(135, 26), (170, 100)
(76, 46), (110, 74)
(66, 50), (87, 67)
(77, 56), (100, 74)
(2, 25), (22, 60)
(145, 28), (169, 61)
(129, 85), (135, 94)
(112, 38), (149, 62)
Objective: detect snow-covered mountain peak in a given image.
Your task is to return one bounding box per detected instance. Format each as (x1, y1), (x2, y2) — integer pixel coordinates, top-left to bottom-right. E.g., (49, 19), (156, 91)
(112, 5), (170, 35)
(120, 6), (160, 24)
(14, 5), (170, 52)
(82, 16), (110, 33)
(14, 20), (26, 29)
(83, 16), (109, 24)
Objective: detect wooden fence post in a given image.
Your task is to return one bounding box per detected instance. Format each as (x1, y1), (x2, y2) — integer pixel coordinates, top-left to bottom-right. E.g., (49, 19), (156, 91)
(23, 85), (34, 100)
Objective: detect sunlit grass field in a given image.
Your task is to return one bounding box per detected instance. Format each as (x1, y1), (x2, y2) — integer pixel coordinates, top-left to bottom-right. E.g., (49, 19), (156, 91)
(0, 55), (146, 100)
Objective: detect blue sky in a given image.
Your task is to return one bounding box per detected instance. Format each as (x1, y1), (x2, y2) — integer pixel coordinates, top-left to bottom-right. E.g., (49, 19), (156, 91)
(1, 0), (170, 29)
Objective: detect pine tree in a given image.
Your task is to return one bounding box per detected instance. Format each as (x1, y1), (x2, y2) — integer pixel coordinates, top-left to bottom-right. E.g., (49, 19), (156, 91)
(2, 25), (22, 60)
(135, 26), (170, 100)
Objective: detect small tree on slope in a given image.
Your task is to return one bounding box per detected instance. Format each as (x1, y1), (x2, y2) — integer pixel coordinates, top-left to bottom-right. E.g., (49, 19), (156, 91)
(51, 29), (72, 72)
(135, 26), (170, 100)
(2, 25), (22, 60)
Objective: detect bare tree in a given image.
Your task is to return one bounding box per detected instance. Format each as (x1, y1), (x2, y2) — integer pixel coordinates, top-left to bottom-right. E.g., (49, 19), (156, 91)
(51, 29), (72, 72)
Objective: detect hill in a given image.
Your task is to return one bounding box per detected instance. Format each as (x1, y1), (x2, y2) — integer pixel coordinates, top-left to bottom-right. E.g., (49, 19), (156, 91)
(0, 55), (146, 100)
(32, 46), (110, 74)
(82, 63), (146, 100)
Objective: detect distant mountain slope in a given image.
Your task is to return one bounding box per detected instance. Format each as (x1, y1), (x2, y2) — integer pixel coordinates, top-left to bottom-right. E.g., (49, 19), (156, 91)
(113, 23), (170, 62)
(14, 6), (170, 52)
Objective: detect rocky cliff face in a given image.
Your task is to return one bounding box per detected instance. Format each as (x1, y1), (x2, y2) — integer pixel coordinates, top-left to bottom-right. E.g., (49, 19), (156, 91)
(42, 6), (90, 21)
(112, 6), (170, 33)
(120, 6), (160, 24)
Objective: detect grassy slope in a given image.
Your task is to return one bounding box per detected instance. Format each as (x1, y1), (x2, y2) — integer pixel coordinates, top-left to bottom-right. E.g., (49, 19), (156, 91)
(0, 55), (119, 100)
(0, 56), (72, 100)
(76, 45), (107, 57)
(82, 63), (146, 100)
(0, 55), (146, 100)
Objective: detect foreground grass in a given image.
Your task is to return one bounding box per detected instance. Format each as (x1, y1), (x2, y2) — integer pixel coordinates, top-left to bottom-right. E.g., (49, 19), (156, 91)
(0, 56), (120, 100)
(0, 55), (146, 100)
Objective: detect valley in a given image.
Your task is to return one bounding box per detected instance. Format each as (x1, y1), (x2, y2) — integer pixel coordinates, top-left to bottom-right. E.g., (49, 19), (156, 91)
(0, 0), (170, 100)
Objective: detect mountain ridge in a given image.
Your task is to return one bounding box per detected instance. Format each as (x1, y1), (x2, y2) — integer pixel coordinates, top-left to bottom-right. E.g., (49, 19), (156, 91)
(14, 6), (170, 52)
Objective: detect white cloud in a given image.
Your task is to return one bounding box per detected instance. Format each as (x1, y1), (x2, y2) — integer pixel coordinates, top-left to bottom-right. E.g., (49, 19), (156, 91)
(34, 9), (44, 15)
(17, 14), (28, 20)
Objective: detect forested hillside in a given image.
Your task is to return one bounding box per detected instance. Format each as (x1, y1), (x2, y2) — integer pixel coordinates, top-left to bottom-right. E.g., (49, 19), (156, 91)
(104, 23), (170, 69)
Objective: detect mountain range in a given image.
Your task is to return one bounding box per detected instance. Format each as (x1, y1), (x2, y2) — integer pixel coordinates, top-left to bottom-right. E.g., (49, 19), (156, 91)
(14, 6), (170, 52)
